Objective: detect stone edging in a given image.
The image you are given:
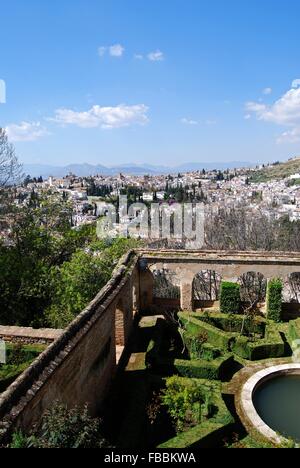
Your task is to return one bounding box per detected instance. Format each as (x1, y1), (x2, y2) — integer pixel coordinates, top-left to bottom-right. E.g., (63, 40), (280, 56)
(240, 363), (300, 445)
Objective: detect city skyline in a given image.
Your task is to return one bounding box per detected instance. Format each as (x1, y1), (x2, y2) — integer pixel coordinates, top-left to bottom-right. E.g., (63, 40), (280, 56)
(1, 0), (300, 167)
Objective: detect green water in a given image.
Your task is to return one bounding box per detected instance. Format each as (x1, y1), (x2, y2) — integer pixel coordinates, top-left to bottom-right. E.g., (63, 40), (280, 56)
(253, 375), (300, 442)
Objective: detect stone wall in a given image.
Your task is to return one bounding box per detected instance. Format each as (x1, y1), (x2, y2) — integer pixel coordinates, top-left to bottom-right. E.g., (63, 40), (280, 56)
(0, 327), (63, 345)
(0, 251), (139, 442)
(139, 250), (300, 313)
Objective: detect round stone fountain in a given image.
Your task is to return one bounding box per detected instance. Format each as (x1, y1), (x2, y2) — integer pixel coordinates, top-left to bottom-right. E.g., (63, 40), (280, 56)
(240, 363), (300, 444)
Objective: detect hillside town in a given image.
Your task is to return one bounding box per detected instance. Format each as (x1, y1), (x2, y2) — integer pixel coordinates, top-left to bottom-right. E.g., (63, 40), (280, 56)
(2, 159), (300, 242)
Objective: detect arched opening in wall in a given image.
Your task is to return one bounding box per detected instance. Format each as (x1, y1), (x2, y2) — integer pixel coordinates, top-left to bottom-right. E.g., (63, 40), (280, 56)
(152, 268), (180, 309)
(282, 273), (300, 319)
(115, 300), (126, 364)
(238, 272), (267, 309)
(193, 270), (222, 310)
(284, 273), (300, 303)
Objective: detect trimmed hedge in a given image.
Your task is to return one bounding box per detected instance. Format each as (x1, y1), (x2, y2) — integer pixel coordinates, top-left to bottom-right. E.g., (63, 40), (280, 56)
(179, 312), (237, 351)
(266, 278), (283, 323)
(195, 312), (265, 336)
(181, 312), (285, 361)
(158, 421), (224, 448)
(232, 324), (285, 360)
(220, 282), (241, 314)
(145, 318), (166, 369)
(173, 355), (233, 381)
(288, 318), (300, 349)
(183, 331), (221, 360)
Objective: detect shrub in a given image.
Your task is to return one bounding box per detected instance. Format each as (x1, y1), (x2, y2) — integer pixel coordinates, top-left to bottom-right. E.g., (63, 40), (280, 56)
(266, 278), (283, 323)
(159, 379), (235, 449)
(10, 431), (30, 449)
(10, 403), (110, 448)
(162, 376), (209, 433)
(220, 282), (241, 314)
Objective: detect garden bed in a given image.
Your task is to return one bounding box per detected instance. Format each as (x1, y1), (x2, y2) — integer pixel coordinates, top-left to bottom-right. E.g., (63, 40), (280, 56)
(0, 343), (46, 393)
(179, 312), (286, 361)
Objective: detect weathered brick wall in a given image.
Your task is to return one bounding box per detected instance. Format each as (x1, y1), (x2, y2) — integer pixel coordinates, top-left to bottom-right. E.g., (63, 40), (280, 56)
(0, 251), (140, 442)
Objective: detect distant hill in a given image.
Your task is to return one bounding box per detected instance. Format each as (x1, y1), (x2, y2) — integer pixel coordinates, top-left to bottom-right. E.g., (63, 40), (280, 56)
(250, 157), (300, 182)
(23, 161), (252, 178)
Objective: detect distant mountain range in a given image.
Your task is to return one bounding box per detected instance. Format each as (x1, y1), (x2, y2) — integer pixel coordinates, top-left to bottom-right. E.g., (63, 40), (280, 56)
(23, 161), (253, 178)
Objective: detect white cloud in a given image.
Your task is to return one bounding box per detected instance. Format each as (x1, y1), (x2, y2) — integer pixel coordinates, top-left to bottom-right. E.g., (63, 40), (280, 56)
(181, 118), (198, 126)
(51, 104), (149, 129)
(98, 44), (125, 58)
(109, 44), (125, 57)
(134, 54), (144, 60)
(6, 121), (49, 142)
(292, 79), (300, 89)
(246, 88), (300, 125)
(245, 82), (300, 144)
(277, 127), (300, 144)
(244, 114), (251, 120)
(263, 87), (272, 95)
(148, 50), (164, 62)
(181, 118), (217, 126)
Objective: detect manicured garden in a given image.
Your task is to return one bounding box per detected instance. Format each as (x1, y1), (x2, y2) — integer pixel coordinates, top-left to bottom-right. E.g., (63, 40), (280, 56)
(103, 277), (299, 449)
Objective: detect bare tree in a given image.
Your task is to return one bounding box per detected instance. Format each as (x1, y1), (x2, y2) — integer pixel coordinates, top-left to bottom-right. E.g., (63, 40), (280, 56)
(0, 128), (22, 187)
(153, 268), (180, 299)
(239, 272), (267, 304)
(205, 206), (276, 251)
(193, 270), (221, 301)
(285, 273), (300, 303)
(238, 272), (266, 337)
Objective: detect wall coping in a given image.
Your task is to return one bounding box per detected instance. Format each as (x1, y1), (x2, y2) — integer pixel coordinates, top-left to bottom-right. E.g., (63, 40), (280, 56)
(138, 249), (300, 265)
(0, 326), (63, 342)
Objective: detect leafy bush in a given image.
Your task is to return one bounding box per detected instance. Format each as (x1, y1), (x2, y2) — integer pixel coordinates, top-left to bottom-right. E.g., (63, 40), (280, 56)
(159, 379), (234, 449)
(266, 278), (283, 323)
(10, 431), (30, 449)
(10, 403), (110, 449)
(162, 376), (212, 433)
(220, 282), (241, 314)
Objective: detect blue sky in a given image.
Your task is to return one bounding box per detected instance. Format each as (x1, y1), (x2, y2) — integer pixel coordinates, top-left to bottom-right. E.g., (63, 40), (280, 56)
(1, 0), (300, 167)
